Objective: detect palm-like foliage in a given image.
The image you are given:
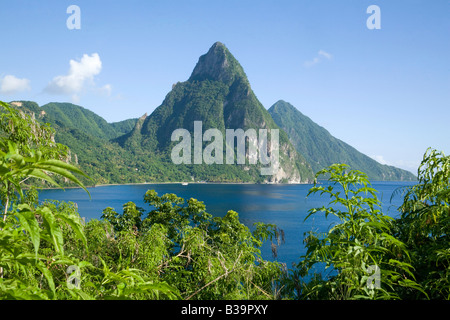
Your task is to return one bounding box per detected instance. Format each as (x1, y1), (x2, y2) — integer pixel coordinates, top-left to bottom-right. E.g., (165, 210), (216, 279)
(0, 101), (179, 300)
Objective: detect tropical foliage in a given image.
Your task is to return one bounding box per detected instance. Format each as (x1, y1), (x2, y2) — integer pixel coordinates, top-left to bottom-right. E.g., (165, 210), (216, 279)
(0, 101), (178, 299)
(0, 100), (448, 300)
(0, 100), (282, 300)
(283, 151), (448, 300)
(284, 164), (425, 299)
(393, 148), (450, 299)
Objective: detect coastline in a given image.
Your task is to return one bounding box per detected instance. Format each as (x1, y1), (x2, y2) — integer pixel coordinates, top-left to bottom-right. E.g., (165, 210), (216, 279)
(36, 178), (416, 191)
(38, 180), (313, 191)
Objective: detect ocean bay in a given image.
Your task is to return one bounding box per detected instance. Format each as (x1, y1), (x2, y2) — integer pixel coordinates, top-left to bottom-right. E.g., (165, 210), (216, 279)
(38, 181), (416, 269)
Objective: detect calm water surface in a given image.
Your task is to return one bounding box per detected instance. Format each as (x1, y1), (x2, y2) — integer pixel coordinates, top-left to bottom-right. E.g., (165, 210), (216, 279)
(39, 181), (415, 269)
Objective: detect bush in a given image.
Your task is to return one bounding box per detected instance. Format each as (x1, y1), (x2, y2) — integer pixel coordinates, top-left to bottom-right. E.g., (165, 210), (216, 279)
(287, 164), (426, 300)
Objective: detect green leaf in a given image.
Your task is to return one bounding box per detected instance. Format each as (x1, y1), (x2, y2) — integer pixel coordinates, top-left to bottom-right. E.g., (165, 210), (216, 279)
(35, 260), (56, 298)
(16, 205), (41, 258)
(38, 159), (91, 180)
(55, 212), (88, 249)
(38, 206), (64, 255)
(33, 163), (91, 197)
(23, 168), (60, 188)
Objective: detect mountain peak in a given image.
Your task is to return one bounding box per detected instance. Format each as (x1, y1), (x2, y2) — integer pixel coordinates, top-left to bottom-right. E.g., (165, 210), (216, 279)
(212, 41), (226, 48)
(188, 42), (246, 85)
(270, 100), (293, 110)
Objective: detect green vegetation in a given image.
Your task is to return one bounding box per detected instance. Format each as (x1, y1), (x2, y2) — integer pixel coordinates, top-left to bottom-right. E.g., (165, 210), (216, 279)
(42, 102), (137, 140)
(117, 42), (313, 184)
(0, 100), (283, 299)
(269, 100), (416, 181)
(1, 98), (448, 300)
(280, 150), (448, 300)
(285, 164), (424, 299)
(394, 148), (450, 299)
(99, 191), (283, 299)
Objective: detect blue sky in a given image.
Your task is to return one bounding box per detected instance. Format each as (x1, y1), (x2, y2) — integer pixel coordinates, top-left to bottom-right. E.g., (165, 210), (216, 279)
(0, 0), (449, 174)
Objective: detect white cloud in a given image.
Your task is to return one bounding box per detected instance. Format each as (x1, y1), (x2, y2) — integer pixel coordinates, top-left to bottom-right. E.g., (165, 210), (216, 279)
(371, 155), (388, 165)
(318, 50), (333, 60)
(0, 75), (31, 95)
(45, 53), (106, 101)
(391, 159), (421, 174)
(304, 50), (333, 68)
(371, 155), (420, 174)
(304, 57), (320, 68)
(71, 94), (80, 104)
(97, 84), (112, 97)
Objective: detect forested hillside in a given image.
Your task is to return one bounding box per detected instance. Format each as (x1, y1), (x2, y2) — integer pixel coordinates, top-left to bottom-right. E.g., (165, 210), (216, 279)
(269, 100), (416, 181)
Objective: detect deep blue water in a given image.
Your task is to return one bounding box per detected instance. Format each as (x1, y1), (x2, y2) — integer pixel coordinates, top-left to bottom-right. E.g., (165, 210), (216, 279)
(38, 181), (415, 269)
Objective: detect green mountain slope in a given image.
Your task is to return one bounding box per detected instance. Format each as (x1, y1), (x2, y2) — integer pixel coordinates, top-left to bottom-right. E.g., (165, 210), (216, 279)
(116, 42), (314, 183)
(41, 102), (138, 140)
(8, 101), (144, 185)
(268, 100), (416, 181)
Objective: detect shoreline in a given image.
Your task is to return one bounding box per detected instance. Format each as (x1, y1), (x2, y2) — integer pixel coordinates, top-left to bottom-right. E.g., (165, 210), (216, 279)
(37, 179), (416, 191)
(38, 180), (311, 191)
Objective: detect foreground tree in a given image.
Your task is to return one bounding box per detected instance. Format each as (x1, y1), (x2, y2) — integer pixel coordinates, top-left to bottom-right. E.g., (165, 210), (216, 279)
(394, 148), (450, 299)
(0, 101), (178, 299)
(286, 164), (426, 300)
(99, 190), (285, 300)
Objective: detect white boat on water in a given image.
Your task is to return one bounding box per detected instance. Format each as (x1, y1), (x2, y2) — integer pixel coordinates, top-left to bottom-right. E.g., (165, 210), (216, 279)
(181, 182), (188, 186)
